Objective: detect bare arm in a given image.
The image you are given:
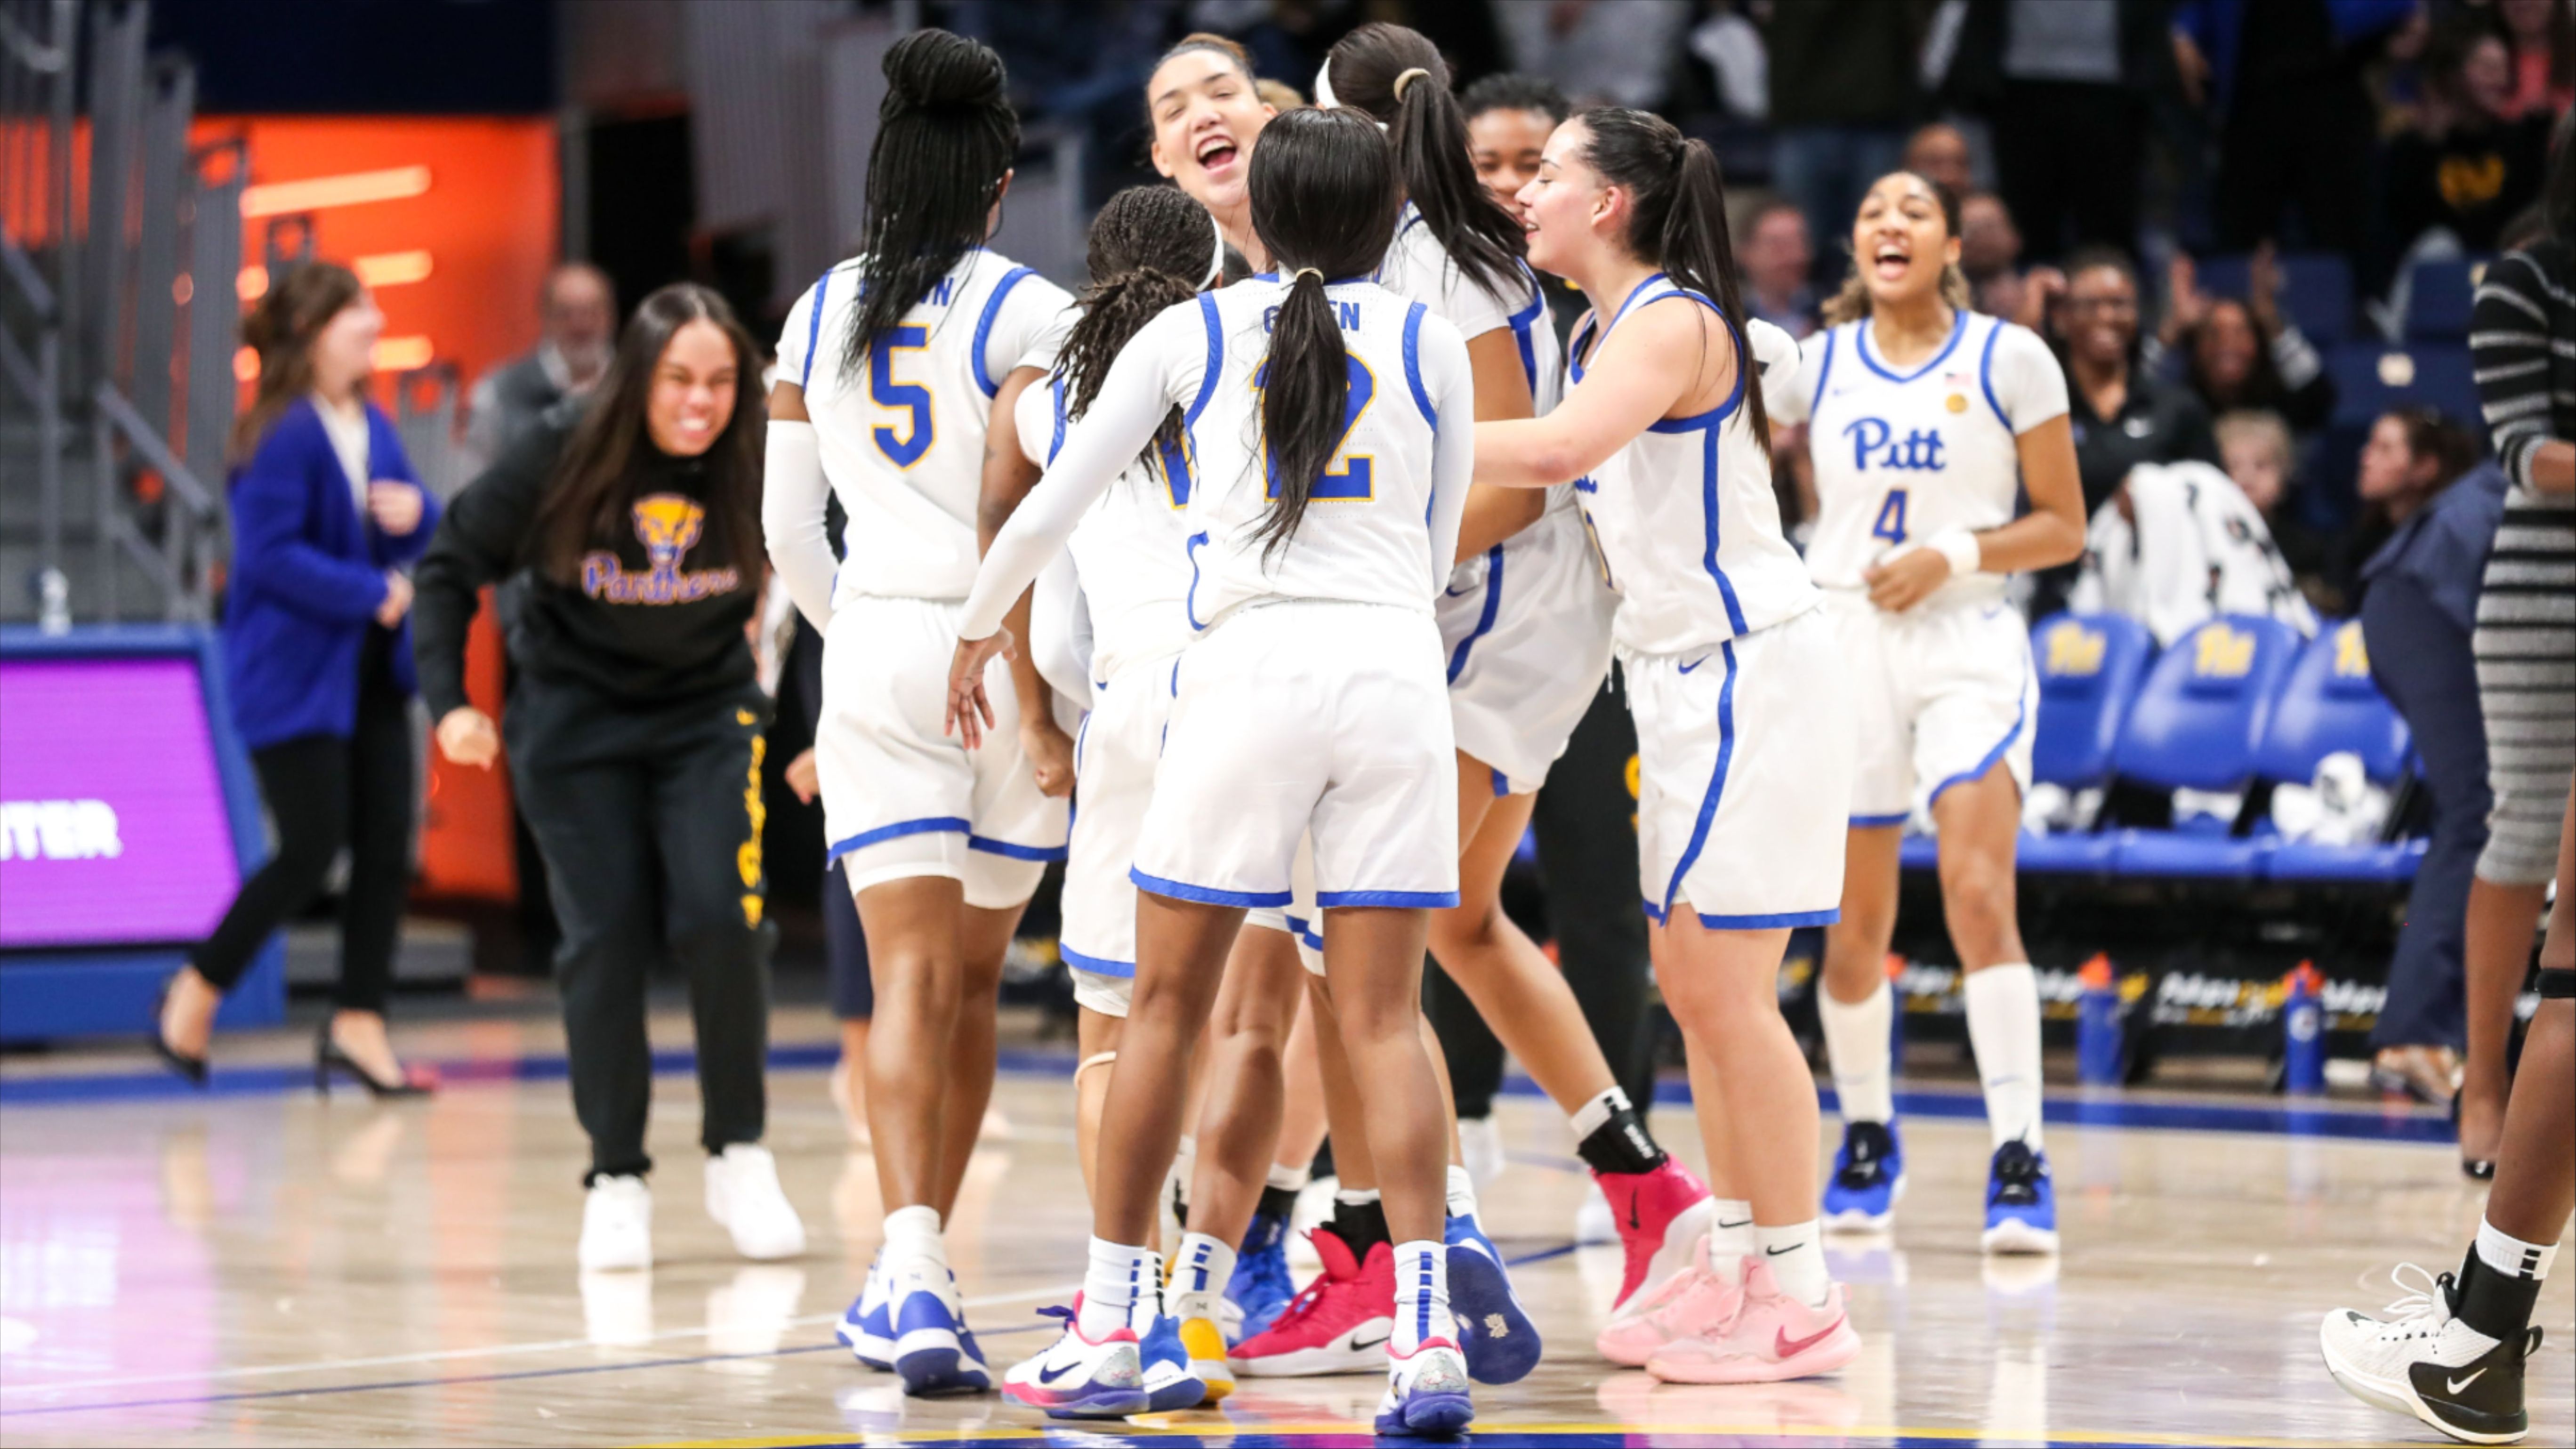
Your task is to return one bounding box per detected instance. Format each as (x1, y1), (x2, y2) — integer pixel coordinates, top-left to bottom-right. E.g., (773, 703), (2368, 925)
(1453, 329), (1546, 560)
(1472, 299), (1711, 490)
(978, 364), (1075, 794)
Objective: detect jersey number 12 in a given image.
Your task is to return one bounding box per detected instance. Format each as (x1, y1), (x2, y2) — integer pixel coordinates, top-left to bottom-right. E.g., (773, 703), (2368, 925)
(1261, 356), (1376, 502)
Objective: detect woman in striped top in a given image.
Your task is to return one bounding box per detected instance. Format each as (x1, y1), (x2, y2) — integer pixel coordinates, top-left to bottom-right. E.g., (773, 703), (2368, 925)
(2457, 109), (2574, 1178)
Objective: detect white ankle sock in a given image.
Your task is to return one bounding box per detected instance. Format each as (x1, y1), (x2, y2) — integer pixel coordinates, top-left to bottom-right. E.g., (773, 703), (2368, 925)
(1336, 1186), (1381, 1208)
(1964, 963), (2045, 1150)
(1266, 1160), (1311, 1192)
(1706, 1198), (1756, 1286)
(1445, 1163), (1479, 1220)
(1170, 1231), (1237, 1314)
(1819, 980), (1895, 1125)
(882, 1204), (946, 1274)
(1391, 1239), (1455, 1353)
(1756, 1220), (1830, 1308)
(1080, 1237), (1159, 1338)
(1569, 1085), (1631, 1140)
(2477, 1217), (2561, 1282)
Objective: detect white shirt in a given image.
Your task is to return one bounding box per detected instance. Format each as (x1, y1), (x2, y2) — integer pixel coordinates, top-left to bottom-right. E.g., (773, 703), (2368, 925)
(1778, 310), (2069, 609)
(1566, 275), (1816, 656)
(964, 279), (1474, 643)
(774, 248), (1074, 603)
(314, 393), (370, 517)
(1012, 370), (1198, 682)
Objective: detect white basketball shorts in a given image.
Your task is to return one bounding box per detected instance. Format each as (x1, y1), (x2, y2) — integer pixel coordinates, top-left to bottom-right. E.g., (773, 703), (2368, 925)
(1440, 506), (1618, 796)
(1625, 602), (1854, 929)
(1132, 602), (1459, 921)
(1825, 591), (2037, 826)
(1057, 650), (1182, 1018)
(819, 596), (1067, 910)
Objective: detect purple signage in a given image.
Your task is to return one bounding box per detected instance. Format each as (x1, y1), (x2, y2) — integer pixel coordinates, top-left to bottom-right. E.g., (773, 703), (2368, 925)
(0, 658), (242, 949)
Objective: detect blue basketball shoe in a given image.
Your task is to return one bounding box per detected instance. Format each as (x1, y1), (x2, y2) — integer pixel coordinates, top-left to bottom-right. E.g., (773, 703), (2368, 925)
(1227, 1207), (1296, 1342)
(1443, 1211), (1541, 1384)
(1821, 1119), (1905, 1231)
(1982, 1139), (2058, 1254)
(836, 1253), (894, 1370)
(888, 1259), (991, 1396)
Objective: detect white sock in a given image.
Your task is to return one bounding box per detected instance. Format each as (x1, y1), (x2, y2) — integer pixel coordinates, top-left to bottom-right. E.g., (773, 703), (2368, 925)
(1391, 1239), (1455, 1353)
(1169, 1231), (1237, 1317)
(2477, 1217), (2562, 1283)
(1169, 1134), (1197, 1212)
(1336, 1186), (1381, 1209)
(1266, 1160), (1311, 1192)
(1445, 1163), (1479, 1221)
(1705, 1198), (1756, 1286)
(1819, 980), (1895, 1126)
(882, 1204), (947, 1274)
(1569, 1085), (1631, 1140)
(1964, 963), (2045, 1150)
(1756, 1220), (1830, 1308)
(1080, 1237), (1159, 1338)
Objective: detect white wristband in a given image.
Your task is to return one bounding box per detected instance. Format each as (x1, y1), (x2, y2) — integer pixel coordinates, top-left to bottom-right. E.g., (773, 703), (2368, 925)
(1927, 528), (1982, 579)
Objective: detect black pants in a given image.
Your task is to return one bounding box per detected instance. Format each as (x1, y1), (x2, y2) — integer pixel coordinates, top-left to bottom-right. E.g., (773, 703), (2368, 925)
(1425, 672), (1660, 1117)
(825, 856), (873, 1021)
(2364, 578), (2487, 1052)
(1993, 81), (2147, 262)
(2214, 72), (2373, 256)
(193, 628), (412, 1013)
(506, 676), (776, 1180)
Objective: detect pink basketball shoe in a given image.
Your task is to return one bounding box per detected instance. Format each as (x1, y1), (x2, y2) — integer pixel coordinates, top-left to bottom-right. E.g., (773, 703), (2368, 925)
(1596, 1235), (1744, 1367)
(1593, 1157), (1716, 1313)
(1644, 1257), (1860, 1385)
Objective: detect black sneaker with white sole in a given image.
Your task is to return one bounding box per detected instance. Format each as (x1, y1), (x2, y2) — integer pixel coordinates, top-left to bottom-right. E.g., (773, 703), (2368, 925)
(2320, 1261), (2541, 1445)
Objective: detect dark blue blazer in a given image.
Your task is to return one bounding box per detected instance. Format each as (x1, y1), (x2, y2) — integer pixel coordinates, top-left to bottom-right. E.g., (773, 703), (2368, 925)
(222, 396), (441, 749)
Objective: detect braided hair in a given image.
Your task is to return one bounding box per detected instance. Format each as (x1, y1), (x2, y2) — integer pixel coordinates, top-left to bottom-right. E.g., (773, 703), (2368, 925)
(1055, 185), (1224, 467)
(841, 30), (1019, 383)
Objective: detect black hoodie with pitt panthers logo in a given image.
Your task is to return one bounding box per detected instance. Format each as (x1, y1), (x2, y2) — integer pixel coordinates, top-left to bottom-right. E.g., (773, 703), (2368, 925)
(413, 409), (758, 720)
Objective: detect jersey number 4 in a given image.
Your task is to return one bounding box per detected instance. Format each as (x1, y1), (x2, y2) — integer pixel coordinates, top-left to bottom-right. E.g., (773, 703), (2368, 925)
(1261, 356), (1376, 501)
(1871, 488), (1908, 544)
(871, 325), (934, 468)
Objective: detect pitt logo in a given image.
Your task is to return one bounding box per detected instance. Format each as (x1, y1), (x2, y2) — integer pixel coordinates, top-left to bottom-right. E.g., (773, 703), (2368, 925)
(2333, 621), (2369, 678)
(1843, 417), (1946, 472)
(2045, 622), (2106, 677)
(581, 494), (743, 604)
(2194, 623), (2256, 679)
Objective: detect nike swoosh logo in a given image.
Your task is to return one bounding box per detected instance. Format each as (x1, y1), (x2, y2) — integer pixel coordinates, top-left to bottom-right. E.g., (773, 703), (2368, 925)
(1349, 1332), (1390, 1351)
(1036, 1360), (1079, 1384)
(1715, 1218), (1753, 1230)
(1626, 1196), (1642, 1230)
(2447, 1368), (2487, 1394)
(1764, 1244), (1802, 1256)
(1677, 654), (1711, 674)
(1776, 1317), (1845, 1359)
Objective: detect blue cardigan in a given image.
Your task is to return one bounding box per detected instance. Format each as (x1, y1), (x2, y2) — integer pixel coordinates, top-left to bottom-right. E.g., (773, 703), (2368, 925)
(222, 396), (441, 749)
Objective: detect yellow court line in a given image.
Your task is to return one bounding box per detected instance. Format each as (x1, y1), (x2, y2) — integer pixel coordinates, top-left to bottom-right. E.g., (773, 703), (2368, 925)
(639, 1419), (2418, 1449)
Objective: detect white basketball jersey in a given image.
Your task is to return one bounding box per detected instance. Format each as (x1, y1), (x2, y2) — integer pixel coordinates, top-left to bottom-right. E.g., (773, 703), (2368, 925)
(777, 248), (1074, 603)
(1372, 205), (1564, 415)
(1569, 274), (1816, 656)
(1789, 311), (2069, 609)
(1013, 370), (1197, 680)
(1180, 280), (1471, 624)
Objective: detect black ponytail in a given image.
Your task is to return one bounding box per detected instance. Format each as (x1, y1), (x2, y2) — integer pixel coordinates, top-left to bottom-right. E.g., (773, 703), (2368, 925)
(1320, 23), (1523, 300)
(1245, 107), (1400, 559)
(842, 29), (1019, 382)
(1577, 108), (1771, 454)
(1056, 185), (1222, 467)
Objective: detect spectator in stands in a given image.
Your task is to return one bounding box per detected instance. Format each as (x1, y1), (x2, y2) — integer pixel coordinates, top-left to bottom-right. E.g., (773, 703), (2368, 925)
(462, 263), (615, 481)
(1741, 199), (1819, 338)
(1461, 72), (1567, 209)
(2457, 115), (2574, 1178)
(2174, 0), (2415, 257)
(2216, 407), (2333, 589)
(1901, 120), (1974, 194)
(1494, 0), (1690, 109)
(2162, 244), (2337, 435)
(1760, 0), (1940, 286)
(2383, 17), (2558, 263)
(2358, 429), (2508, 1109)
(151, 262), (440, 1095)
(1961, 190), (2029, 320)
(2340, 408), (2481, 607)
(2497, 0), (2573, 120)
(1945, 0), (2176, 260)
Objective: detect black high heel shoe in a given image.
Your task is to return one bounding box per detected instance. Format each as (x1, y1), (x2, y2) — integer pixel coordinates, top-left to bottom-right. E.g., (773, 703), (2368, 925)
(314, 1019), (435, 1099)
(148, 976), (209, 1087)
(2454, 1092), (2496, 1180)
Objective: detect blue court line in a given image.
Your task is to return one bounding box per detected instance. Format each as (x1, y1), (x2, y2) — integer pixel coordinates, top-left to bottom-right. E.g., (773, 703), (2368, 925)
(0, 1042), (2454, 1144)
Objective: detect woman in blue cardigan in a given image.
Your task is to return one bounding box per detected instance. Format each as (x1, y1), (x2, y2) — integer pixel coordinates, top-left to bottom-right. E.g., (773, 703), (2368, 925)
(150, 262), (440, 1095)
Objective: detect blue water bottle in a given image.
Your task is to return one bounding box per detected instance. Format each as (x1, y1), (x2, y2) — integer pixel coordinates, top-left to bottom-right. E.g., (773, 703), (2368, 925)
(2282, 961), (2326, 1096)
(2076, 953), (2123, 1086)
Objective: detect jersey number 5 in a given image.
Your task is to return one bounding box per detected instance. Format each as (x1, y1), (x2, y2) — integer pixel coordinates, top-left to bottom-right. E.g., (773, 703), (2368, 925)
(1871, 488), (1908, 545)
(871, 325), (934, 468)
(1261, 355), (1376, 501)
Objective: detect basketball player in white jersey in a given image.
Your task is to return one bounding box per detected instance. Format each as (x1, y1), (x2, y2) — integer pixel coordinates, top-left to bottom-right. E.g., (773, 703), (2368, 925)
(952, 109), (1481, 1433)
(1771, 170), (2086, 1252)
(760, 30), (1074, 1398)
(1472, 107), (1862, 1386)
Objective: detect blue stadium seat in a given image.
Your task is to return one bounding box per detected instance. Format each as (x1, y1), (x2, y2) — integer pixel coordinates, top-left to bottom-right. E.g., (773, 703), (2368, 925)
(2107, 615), (2302, 877)
(2249, 621), (2420, 883)
(2194, 251), (2353, 344)
(2403, 259), (2476, 341)
(2326, 342), (2482, 431)
(2007, 613), (2154, 875)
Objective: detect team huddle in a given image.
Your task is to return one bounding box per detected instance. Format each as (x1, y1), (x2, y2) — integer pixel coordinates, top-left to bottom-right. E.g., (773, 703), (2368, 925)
(758, 24), (2085, 1436)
